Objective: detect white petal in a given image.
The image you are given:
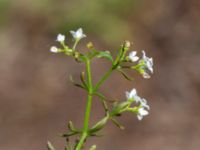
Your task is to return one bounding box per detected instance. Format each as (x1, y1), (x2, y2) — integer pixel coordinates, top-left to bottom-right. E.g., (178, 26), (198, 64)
(130, 51), (137, 57)
(140, 99), (150, 110)
(134, 95), (141, 103)
(125, 91), (130, 99)
(129, 51), (139, 62)
(50, 46), (58, 53)
(57, 34), (65, 42)
(147, 58), (153, 73)
(77, 28), (83, 36)
(70, 31), (76, 38)
(132, 56), (139, 62)
(141, 50), (153, 74)
(143, 72), (151, 79)
(142, 50), (146, 59)
(137, 114), (143, 120)
(138, 108), (149, 116)
(70, 28), (86, 40)
(129, 88), (137, 98)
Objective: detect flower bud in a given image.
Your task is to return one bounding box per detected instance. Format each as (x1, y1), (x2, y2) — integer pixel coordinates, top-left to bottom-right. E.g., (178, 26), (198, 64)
(87, 42), (94, 49)
(124, 40), (131, 49)
(89, 145), (97, 150)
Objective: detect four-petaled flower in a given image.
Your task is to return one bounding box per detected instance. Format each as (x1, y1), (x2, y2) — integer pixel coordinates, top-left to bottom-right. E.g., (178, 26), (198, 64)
(126, 88), (141, 103)
(70, 28), (86, 40)
(141, 50), (153, 77)
(50, 46), (59, 53)
(129, 51), (139, 62)
(56, 34), (65, 42)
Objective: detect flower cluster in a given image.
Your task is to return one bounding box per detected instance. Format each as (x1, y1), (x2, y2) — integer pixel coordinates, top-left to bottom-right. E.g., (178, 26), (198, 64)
(126, 88), (149, 120)
(127, 50), (153, 79)
(50, 28), (86, 55)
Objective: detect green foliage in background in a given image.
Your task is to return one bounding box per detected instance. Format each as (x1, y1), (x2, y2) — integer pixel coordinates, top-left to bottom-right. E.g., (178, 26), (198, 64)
(0, 0), (11, 26)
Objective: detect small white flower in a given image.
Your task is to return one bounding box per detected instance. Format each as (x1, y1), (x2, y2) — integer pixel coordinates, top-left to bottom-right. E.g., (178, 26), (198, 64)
(56, 34), (65, 42)
(125, 88), (150, 120)
(126, 88), (141, 103)
(50, 46), (59, 53)
(129, 51), (139, 62)
(142, 50), (153, 73)
(140, 98), (150, 110)
(70, 28), (86, 40)
(137, 107), (149, 120)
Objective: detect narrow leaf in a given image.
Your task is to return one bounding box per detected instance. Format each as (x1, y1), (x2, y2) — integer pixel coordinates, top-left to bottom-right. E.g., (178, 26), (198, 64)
(89, 116), (109, 133)
(110, 118), (125, 130)
(68, 121), (77, 132)
(62, 132), (78, 137)
(69, 75), (87, 90)
(94, 92), (116, 103)
(80, 71), (88, 89)
(47, 141), (56, 150)
(96, 51), (113, 62)
(118, 69), (133, 81)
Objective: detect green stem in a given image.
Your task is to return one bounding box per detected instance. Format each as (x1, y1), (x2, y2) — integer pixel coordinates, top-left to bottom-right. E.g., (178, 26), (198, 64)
(72, 40), (79, 50)
(94, 46), (125, 92)
(76, 59), (93, 150)
(94, 68), (113, 92)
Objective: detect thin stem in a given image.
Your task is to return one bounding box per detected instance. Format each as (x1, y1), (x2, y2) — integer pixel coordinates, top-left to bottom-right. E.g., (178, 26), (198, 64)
(94, 46), (125, 92)
(94, 68), (113, 92)
(75, 59), (93, 150)
(75, 132), (87, 150)
(72, 40), (79, 50)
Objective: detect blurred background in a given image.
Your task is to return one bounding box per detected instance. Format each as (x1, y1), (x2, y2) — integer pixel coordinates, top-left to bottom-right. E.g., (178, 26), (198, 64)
(0, 0), (200, 150)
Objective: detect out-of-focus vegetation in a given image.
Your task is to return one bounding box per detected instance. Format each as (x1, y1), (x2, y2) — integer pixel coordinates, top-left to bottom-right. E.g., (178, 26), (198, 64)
(0, 0), (11, 26)
(0, 0), (141, 46)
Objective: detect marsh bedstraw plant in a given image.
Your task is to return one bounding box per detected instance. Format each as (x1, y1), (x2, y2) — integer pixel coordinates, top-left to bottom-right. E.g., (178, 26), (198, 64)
(48, 28), (154, 150)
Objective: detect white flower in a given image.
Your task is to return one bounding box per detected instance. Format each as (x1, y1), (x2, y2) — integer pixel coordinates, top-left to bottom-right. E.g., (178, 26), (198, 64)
(56, 34), (65, 42)
(70, 28), (86, 40)
(126, 88), (141, 103)
(142, 50), (153, 73)
(125, 88), (150, 120)
(129, 51), (139, 62)
(140, 98), (150, 110)
(50, 46), (59, 53)
(137, 107), (149, 120)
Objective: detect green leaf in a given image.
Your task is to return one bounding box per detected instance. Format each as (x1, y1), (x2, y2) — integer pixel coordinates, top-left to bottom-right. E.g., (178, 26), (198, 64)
(62, 132), (78, 137)
(111, 101), (130, 116)
(80, 71), (88, 89)
(68, 121), (77, 132)
(94, 92), (117, 103)
(47, 141), (56, 150)
(69, 75), (87, 90)
(118, 69), (133, 81)
(65, 138), (73, 150)
(94, 92), (109, 114)
(110, 118), (125, 130)
(96, 51), (113, 62)
(89, 116), (109, 133)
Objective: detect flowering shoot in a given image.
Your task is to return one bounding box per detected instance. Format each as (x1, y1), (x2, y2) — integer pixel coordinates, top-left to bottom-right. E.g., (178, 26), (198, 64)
(49, 28), (154, 150)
